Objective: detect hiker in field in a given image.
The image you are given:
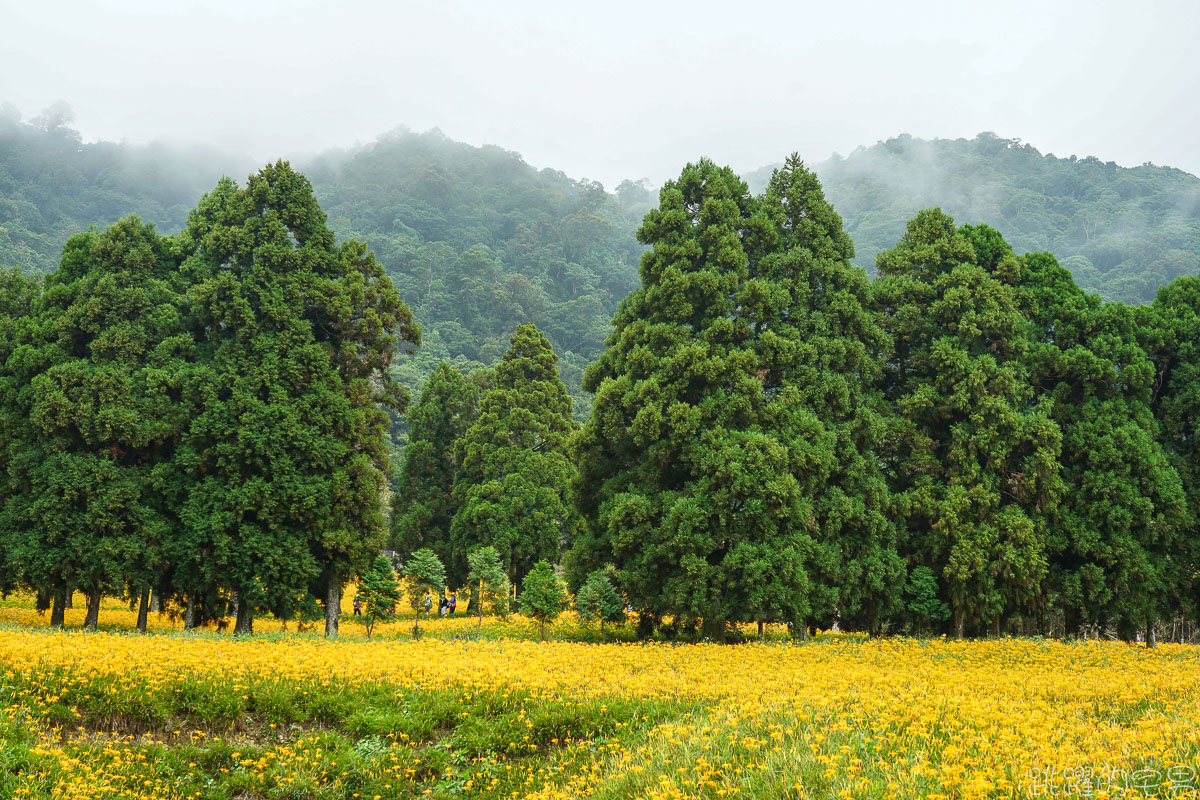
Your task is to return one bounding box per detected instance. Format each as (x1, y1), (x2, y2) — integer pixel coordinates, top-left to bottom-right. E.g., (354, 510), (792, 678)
(353, 596), (361, 616)
(439, 595), (448, 616)
(424, 591), (433, 614)
(448, 592), (457, 615)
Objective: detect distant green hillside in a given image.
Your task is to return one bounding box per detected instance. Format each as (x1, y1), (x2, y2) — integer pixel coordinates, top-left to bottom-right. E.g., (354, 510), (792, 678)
(746, 132), (1200, 305)
(5, 118), (1200, 426)
(0, 115), (644, 426)
(302, 129), (645, 422)
(0, 110), (253, 272)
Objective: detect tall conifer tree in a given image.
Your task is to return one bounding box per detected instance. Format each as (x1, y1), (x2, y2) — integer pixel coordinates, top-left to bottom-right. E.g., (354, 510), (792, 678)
(1141, 276), (1200, 629)
(971, 233), (1188, 638)
(9, 217), (187, 628)
(0, 267), (42, 598)
(875, 209), (1062, 637)
(175, 162), (415, 635)
(450, 324), (577, 588)
(572, 159), (893, 639)
(759, 156), (903, 631)
(392, 362), (480, 568)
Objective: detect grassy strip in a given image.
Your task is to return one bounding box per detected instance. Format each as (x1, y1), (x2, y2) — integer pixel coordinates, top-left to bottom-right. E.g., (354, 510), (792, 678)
(0, 659), (701, 799)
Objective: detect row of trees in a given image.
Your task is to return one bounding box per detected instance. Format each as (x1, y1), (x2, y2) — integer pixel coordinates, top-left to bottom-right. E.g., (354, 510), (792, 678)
(3, 151), (1199, 642)
(359, 545), (622, 641)
(0, 161), (418, 636)
(400, 156), (1200, 642)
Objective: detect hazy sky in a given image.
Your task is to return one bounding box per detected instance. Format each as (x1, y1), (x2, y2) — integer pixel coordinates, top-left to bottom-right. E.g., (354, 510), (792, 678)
(2, 0), (1197, 188)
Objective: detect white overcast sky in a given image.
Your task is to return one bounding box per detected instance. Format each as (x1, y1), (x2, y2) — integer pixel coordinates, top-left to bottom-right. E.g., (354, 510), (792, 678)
(1, 0), (1197, 188)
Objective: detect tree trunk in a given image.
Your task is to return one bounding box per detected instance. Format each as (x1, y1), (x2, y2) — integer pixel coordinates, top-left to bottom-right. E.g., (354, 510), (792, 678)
(185, 594), (196, 631)
(757, 620), (764, 639)
(992, 617), (1001, 639)
(150, 589), (162, 614)
(325, 578), (341, 639)
(701, 616), (726, 643)
(1146, 622), (1157, 650)
(128, 595), (137, 612)
(136, 589), (150, 634)
(64, 587), (73, 609)
(228, 591), (239, 620)
(36, 588), (51, 613)
(234, 599), (253, 636)
(50, 587), (66, 628)
(954, 605), (964, 640)
(83, 587), (101, 630)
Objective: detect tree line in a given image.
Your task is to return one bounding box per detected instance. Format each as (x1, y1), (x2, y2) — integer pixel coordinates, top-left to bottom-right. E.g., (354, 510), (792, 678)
(405, 156), (1200, 643)
(2, 154), (1199, 643)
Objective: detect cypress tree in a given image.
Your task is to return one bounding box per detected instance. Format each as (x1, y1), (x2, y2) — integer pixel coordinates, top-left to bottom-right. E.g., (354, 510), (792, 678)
(572, 159), (849, 640)
(986, 239), (1188, 638)
(307, 236), (418, 637)
(175, 162), (415, 635)
(758, 155), (903, 631)
(392, 362), (480, 568)
(8, 218), (186, 629)
(0, 267), (42, 598)
(450, 324), (577, 589)
(875, 209), (1062, 637)
(1141, 275), (1200, 630)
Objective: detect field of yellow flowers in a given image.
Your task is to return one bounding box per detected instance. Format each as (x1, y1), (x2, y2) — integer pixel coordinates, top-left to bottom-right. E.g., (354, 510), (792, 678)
(2, 593), (1199, 799)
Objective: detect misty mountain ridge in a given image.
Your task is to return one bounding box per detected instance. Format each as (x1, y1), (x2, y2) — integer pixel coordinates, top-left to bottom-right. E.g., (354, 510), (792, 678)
(4, 112), (1200, 423)
(746, 132), (1200, 305)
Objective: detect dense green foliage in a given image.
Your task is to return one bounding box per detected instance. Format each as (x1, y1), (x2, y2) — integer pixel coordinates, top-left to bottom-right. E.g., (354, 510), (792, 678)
(0, 105), (251, 275)
(748, 132), (1200, 305)
(391, 362), (481, 567)
(449, 325), (579, 589)
(570, 157), (901, 640)
(0, 112), (645, 426)
(563, 158), (1200, 640)
(875, 210), (1065, 636)
(516, 559), (569, 639)
(9, 116), (1199, 428)
(3, 114), (1200, 641)
(304, 130), (645, 423)
(175, 161), (418, 635)
(0, 161), (416, 636)
(3, 217), (188, 629)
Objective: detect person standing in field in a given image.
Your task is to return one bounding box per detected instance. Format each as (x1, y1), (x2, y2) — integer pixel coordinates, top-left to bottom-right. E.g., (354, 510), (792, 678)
(449, 592), (457, 615)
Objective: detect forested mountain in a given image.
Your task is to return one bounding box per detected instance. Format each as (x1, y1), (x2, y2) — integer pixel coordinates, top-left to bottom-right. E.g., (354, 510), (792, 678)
(5, 113), (1200, 427)
(0, 104), (253, 273)
(302, 130), (645, 422)
(746, 132), (1200, 305)
(0, 112), (645, 423)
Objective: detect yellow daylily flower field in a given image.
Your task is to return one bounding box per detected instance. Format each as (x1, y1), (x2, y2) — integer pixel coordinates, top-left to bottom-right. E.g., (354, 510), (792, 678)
(1, 593), (1198, 799)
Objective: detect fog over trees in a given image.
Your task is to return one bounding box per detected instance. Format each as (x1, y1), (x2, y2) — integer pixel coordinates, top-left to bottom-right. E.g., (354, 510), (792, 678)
(4, 103), (1200, 640)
